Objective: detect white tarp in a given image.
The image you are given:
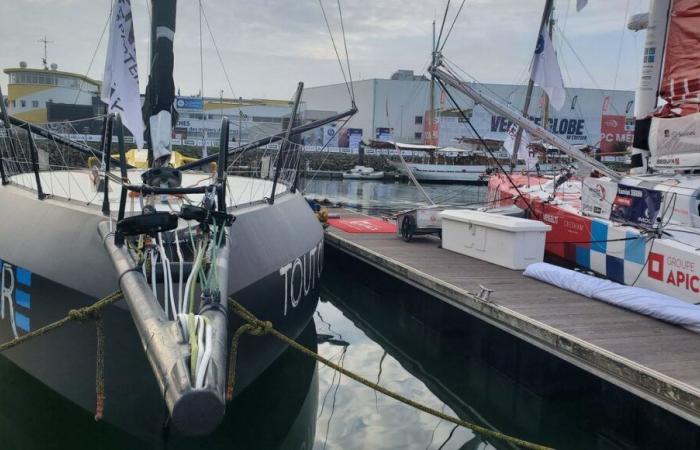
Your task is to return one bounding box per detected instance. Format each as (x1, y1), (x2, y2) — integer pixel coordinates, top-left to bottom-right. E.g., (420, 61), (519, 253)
(524, 262), (700, 334)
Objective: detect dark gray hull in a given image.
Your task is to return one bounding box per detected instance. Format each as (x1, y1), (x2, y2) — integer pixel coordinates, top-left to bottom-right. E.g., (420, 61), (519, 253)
(0, 184), (322, 439)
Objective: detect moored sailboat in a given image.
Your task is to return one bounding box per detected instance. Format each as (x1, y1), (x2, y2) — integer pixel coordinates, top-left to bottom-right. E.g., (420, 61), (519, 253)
(0, 0), (355, 438)
(432, 0), (700, 304)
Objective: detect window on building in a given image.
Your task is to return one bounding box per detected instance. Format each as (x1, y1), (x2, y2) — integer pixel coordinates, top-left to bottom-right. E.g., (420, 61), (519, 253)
(415, 116), (423, 125)
(11, 100), (16, 108)
(414, 132), (422, 140)
(20, 100), (26, 108)
(32, 100), (39, 108)
(644, 47), (655, 64)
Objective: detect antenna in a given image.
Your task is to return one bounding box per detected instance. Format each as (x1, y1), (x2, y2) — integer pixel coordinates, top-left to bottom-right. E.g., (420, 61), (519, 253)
(38, 36), (53, 70)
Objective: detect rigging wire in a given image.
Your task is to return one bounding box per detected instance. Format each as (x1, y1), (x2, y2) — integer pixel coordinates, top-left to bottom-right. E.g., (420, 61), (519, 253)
(438, 0), (466, 53)
(336, 0), (356, 103)
(317, 0), (354, 102)
(609, 0), (632, 112)
(435, 0), (451, 51)
(554, 25), (622, 115)
(72, 1), (112, 105)
(199, 0), (205, 98)
(435, 73), (537, 217)
(200, 3), (237, 99)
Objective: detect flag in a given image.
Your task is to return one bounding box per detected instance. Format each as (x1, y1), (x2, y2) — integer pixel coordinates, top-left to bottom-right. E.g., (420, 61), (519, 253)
(503, 123), (519, 156)
(101, 0), (145, 149)
(577, 0), (588, 12)
(504, 124), (537, 167)
(531, 31), (566, 111)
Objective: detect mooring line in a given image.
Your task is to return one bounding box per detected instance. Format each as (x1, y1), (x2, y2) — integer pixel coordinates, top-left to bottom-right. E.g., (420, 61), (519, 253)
(227, 297), (554, 450)
(0, 290), (123, 421)
(0, 291), (123, 353)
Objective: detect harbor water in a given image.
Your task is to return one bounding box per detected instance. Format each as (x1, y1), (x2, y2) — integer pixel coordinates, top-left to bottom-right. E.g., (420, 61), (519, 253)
(1, 179), (698, 449)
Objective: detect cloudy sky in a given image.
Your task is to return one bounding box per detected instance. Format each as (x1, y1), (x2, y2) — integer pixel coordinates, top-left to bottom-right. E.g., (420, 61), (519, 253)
(1, 0), (649, 101)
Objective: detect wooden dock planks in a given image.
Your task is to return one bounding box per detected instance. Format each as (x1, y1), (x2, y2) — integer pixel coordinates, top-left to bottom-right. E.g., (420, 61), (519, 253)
(324, 208), (700, 425)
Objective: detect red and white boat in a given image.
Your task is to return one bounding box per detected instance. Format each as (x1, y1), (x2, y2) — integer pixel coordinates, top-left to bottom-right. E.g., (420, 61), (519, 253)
(433, 0), (700, 304)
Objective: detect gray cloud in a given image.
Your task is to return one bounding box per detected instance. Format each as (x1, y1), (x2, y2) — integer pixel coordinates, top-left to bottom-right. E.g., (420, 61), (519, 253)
(1, 0), (649, 100)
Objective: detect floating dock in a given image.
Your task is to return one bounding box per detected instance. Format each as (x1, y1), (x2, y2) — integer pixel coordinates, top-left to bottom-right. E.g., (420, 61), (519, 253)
(324, 208), (700, 426)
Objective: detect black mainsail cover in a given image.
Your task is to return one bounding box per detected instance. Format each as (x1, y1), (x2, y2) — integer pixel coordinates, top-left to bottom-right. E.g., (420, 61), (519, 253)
(142, 0), (178, 166)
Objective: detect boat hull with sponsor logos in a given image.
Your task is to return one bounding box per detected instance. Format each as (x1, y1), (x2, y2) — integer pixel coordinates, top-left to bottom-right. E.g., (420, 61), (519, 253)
(0, 180), (322, 437)
(488, 173), (700, 304)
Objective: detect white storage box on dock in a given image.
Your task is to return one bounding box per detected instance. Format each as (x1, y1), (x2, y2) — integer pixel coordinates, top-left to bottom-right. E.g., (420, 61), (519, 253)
(440, 210), (551, 270)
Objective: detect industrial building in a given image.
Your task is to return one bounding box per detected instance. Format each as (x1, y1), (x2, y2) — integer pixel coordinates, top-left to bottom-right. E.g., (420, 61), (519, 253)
(4, 63), (103, 125)
(2, 63), (299, 147)
(303, 70), (636, 154)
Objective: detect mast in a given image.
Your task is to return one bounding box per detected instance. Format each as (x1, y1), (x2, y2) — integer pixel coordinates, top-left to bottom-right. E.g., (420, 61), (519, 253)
(541, 8), (555, 133)
(428, 20), (436, 146)
(431, 65), (621, 180)
(511, 0), (554, 168)
(629, 0), (671, 173)
(143, 0), (178, 167)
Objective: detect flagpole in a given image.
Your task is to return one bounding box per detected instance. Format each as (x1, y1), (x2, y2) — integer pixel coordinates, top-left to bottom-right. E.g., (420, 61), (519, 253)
(511, 0), (554, 171)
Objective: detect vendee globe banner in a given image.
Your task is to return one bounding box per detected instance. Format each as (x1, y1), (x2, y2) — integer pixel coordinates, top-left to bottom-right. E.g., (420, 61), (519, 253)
(581, 177), (617, 219)
(101, 0), (145, 149)
(611, 184), (663, 229)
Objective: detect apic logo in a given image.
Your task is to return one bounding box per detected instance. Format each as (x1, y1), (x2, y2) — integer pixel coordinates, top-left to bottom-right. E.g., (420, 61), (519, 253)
(647, 252), (664, 282)
(648, 252), (700, 293)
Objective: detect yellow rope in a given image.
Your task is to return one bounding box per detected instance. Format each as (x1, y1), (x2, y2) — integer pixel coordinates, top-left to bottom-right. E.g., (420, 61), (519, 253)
(94, 313), (105, 421)
(227, 298), (553, 450)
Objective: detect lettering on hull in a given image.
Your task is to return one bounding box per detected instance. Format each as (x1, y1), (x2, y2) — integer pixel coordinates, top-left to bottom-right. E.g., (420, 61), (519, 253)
(1, 261), (32, 337)
(279, 240), (324, 316)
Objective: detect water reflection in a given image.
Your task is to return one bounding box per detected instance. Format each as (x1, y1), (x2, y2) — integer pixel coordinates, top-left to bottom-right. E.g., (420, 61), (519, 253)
(3, 244), (700, 449)
(303, 179), (487, 215)
(320, 247), (700, 450)
(0, 321), (319, 450)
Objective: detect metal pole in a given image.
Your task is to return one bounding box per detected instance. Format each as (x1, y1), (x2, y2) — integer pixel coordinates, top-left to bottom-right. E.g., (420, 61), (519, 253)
(0, 137), (6, 185)
(101, 115), (115, 216)
(269, 82), (303, 204)
(217, 117), (229, 211)
(238, 97), (242, 144)
(116, 115), (129, 222)
(431, 66), (621, 180)
(8, 115), (130, 168)
(428, 20), (436, 145)
(25, 123), (46, 200)
(177, 106), (357, 171)
(511, 0), (554, 169)
(0, 84), (19, 179)
(541, 8), (555, 133)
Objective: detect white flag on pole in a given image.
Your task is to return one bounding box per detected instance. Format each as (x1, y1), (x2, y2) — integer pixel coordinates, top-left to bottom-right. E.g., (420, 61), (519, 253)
(503, 123), (519, 156)
(576, 0), (588, 12)
(101, 0), (145, 149)
(531, 31), (566, 111)
(504, 124), (537, 168)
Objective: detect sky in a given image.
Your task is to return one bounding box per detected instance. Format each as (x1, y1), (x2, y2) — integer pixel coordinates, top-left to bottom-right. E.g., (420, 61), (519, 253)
(0, 0), (650, 101)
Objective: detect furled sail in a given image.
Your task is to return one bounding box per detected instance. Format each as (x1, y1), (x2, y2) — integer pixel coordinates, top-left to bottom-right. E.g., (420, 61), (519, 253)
(648, 0), (700, 169)
(142, 0), (178, 166)
(101, 0), (145, 149)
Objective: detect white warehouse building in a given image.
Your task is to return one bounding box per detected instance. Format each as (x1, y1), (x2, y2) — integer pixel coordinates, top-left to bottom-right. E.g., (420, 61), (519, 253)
(303, 70), (636, 154)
